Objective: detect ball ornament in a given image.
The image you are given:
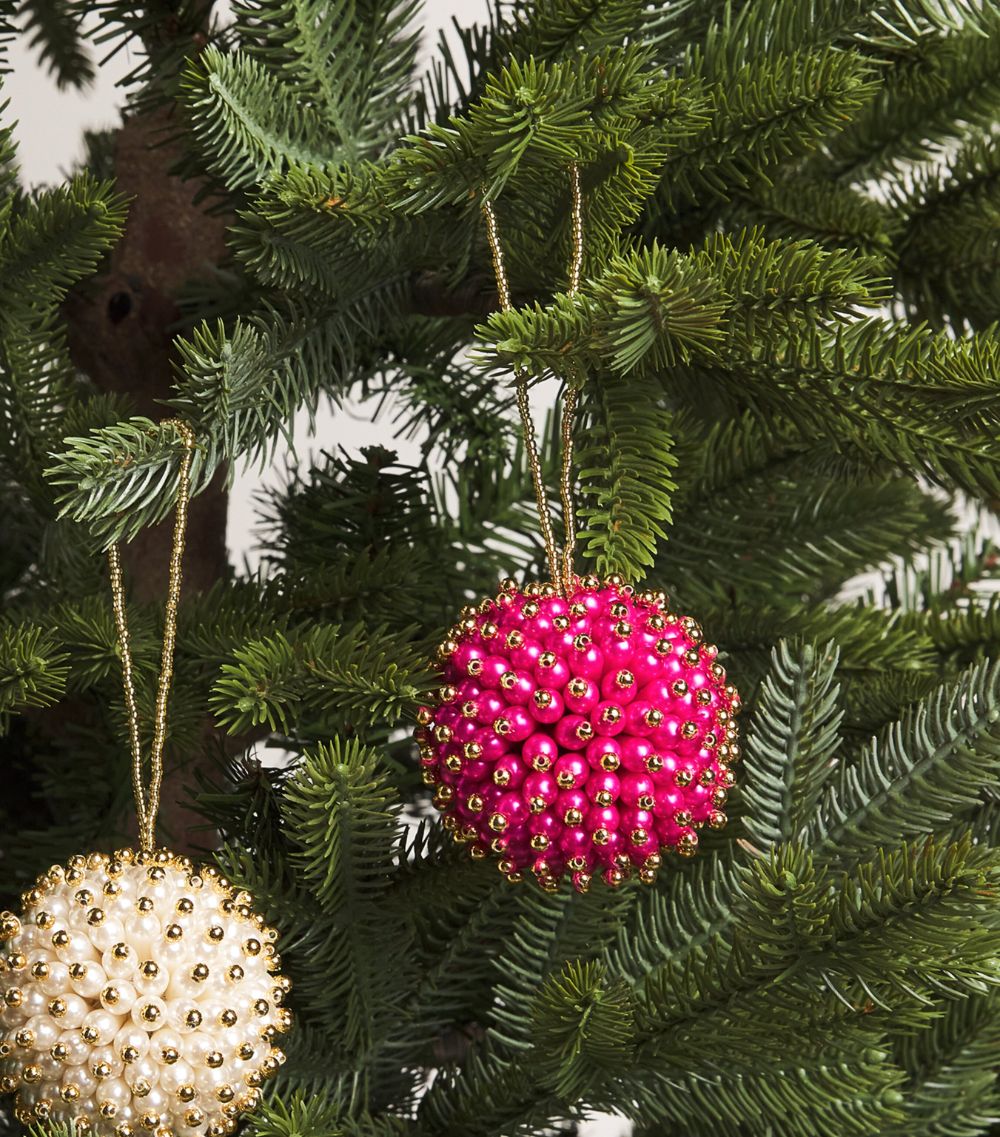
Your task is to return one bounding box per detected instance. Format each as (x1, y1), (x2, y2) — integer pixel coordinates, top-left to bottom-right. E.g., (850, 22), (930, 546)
(415, 575), (741, 891)
(0, 849), (291, 1137)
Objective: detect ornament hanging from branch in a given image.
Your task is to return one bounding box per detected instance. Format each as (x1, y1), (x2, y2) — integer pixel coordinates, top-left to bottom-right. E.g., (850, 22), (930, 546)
(415, 167), (742, 892)
(0, 422), (291, 1137)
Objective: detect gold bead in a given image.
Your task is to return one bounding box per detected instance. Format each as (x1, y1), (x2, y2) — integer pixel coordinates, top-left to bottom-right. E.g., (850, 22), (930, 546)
(576, 721), (595, 741)
(499, 577), (518, 594)
(206, 1051), (224, 1069)
(87, 907), (106, 925)
(538, 651), (557, 669)
(102, 985), (120, 1006)
(615, 670), (635, 688)
(639, 868), (657, 885)
(564, 808), (583, 826)
(592, 828), (610, 845)
(630, 828), (649, 845)
(122, 1045), (140, 1064)
(137, 897), (154, 913)
(506, 630), (524, 649)
(220, 1009), (238, 1027)
(674, 810), (692, 827)
(185, 1009), (203, 1029)
(604, 868), (624, 888)
(655, 638), (672, 655)
(177, 1085), (196, 1103)
(573, 872), (592, 893)
(82, 1025), (100, 1043)
(681, 721), (698, 740)
(529, 834), (549, 851)
(161, 1048), (179, 1065)
(567, 855), (588, 872)
(677, 832), (698, 858)
(700, 768), (716, 785)
(600, 752), (620, 772)
(675, 770), (693, 788)
(434, 724), (453, 743)
(489, 813), (508, 833)
(192, 962), (210, 981)
(22, 1064), (41, 1083)
(439, 684), (458, 703)
(48, 996), (66, 1016)
(112, 942), (131, 960)
(14, 1028), (35, 1048)
(684, 649), (701, 666)
(69, 962), (87, 980)
(595, 790), (613, 807)
(637, 793), (655, 809)
(51, 930), (70, 948)
(438, 640), (459, 661)
(708, 810), (727, 830)
(572, 634), (591, 650)
(51, 1043), (68, 1061)
(141, 1004), (161, 1024)
(493, 767), (511, 787)
(464, 741), (483, 760)
(671, 680), (688, 696)
(533, 690), (553, 709)
(481, 621), (499, 639)
(696, 689), (712, 705)
(646, 755), (663, 773)
(94, 1061), (113, 1079)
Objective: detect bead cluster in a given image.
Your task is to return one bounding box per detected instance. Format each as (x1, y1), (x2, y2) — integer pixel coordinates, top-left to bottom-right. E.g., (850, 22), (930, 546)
(0, 849), (291, 1137)
(416, 576), (741, 891)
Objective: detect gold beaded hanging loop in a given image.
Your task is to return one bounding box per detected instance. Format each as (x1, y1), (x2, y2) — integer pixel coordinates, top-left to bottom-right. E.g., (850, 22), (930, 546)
(106, 419), (196, 851)
(481, 162), (585, 597)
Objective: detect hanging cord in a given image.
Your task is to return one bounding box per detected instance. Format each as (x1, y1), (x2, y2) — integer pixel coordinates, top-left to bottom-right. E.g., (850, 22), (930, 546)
(559, 162), (584, 596)
(482, 163), (585, 595)
(106, 419), (196, 851)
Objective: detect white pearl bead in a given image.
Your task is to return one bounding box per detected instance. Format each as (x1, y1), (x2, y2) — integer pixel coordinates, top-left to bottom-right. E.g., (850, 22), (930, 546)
(70, 963), (108, 999)
(98, 1075), (131, 1107)
(58, 1028), (92, 1065)
(113, 1023), (150, 1060)
(130, 995), (167, 1032)
(26, 1014), (60, 1050)
(90, 917), (127, 954)
(158, 1058), (194, 1095)
(37, 960), (71, 996)
(82, 1008), (123, 1045)
(90, 1043), (124, 1077)
(134, 963), (169, 998)
(123, 1054), (160, 1088)
(54, 992), (89, 1028)
(100, 944), (136, 980)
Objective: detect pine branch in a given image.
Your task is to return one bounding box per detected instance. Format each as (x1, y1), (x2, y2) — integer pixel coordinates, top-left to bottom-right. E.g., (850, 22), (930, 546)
(575, 371), (676, 580)
(18, 0), (95, 90)
(209, 623), (431, 735)
(0, 623), (69, 721)
(810, 660), (1000, 860)
(742, 640), (844, 850)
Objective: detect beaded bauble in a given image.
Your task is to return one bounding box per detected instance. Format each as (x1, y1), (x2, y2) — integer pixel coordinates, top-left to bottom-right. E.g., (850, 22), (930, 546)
(0, 849), (291, 1137)
(415, 575), (741, 891)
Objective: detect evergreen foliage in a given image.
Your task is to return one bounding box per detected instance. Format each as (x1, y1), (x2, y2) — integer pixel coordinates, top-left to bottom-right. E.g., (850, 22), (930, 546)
(4, 2), (1000, 1136)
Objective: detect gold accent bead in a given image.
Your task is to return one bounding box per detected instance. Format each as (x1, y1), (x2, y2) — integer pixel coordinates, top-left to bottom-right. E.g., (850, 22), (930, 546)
(529, 834), (549, 851)
(675, 770), (693, 787)
(681, 721), (698, 739)
(592, 828), (611, 846)
(671, 680), (688, 696)
(573, 634), (592, 650)
(48, 996), (66, 1016)
(439, 684), (458, 703)
(638, 793), (655, 809)
(708, 810), (727, 830)
(136, 897), (154, 914)
(538, 651), (557, 669)
(177, 1085), (196, 1103)
(595, 790), (613, 807)
(646, 755), (664, 773)
(564, 808), (584, 825)
(600, 752), (620, 772)
(206, 1051), (224, 1069)
(82, 1025), (100, 1043)
(141, 1004), (162, 1024)
(489, 813), (508, 833)
(493, 767), (511, 787)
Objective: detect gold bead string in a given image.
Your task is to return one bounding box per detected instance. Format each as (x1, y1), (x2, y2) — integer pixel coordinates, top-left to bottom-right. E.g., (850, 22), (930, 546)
(481, 163), (585, 596)
(106, 419), (196, 851)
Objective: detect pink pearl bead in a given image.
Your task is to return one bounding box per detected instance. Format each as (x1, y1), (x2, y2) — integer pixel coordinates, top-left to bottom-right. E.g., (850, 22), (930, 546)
(530, 689), (565, 724)
(572, 643), (605, 678)
(586, 772), (620, 801)
(497, 706), (534, 742)
(534, 656), (571, 688)
(592, 702), (626, 737)
(504, 673), (536, 705)
(475, 693), (506, 724)
(585, 736), (621, 769)
(620, 773), (655, 804)
(554, 754), (588, 788)
(554, 715), (590, 750)
(523, 771), (558, 805)
(479, 656), (511, 688)
(564, 678), (599, 714)
(522, 733), (559, 769)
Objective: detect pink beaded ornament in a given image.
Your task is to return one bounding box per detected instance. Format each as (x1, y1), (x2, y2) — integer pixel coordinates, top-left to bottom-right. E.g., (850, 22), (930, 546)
(416, 575), (741, 891)
(416, 169), (741, 891)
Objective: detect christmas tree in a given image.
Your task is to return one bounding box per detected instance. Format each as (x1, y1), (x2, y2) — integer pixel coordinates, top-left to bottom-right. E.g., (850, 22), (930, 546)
(4, 1), (1000, 1135)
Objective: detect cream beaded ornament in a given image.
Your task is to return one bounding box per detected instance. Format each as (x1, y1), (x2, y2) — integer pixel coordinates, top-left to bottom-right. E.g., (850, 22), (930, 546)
(414, 170), (742, 892)
(0, 423), (290, 1137)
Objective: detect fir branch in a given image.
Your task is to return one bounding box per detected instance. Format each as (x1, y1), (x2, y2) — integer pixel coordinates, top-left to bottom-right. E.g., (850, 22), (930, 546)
(655, 48), (879, 210)
(742, 640), (844, 850)
(575, 371), (677, 581)
(0, 623), (69, 721)
(182, 46), (335, 189)
(209, 623), (431, 735)
(18, 0), (95, 90)
(529, 960), (636, 1101)
(810, 660), (1000, 860)
(0, 174), (127, 320)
